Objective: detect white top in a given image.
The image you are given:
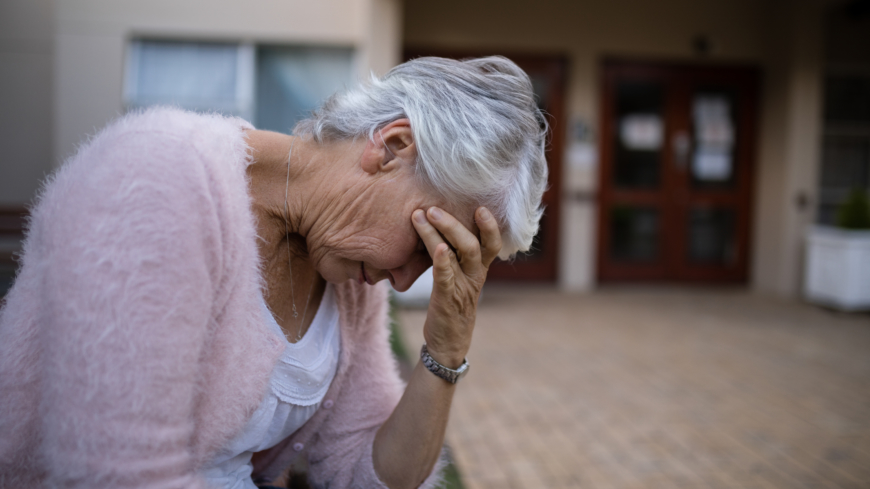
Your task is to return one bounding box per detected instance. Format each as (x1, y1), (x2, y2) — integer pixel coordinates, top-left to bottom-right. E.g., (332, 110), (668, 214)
(203, 284), (341, 489)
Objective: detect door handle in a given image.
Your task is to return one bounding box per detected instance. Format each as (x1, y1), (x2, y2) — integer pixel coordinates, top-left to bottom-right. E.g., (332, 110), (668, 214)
(673, 131), (691, 170)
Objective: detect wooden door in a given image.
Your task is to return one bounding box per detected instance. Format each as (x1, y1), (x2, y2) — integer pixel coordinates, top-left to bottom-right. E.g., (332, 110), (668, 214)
(597, 60), (759, 283)
(405, 50), (567, 282)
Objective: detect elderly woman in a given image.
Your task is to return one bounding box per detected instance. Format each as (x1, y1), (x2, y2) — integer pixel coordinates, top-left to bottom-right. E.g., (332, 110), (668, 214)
(0, 56), (547, 489)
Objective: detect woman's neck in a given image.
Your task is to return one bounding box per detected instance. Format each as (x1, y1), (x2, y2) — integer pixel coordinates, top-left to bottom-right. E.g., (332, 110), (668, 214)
(247, 130), (304, 237)
(245, 130), (349, 340)
(245, 130), (362, 242)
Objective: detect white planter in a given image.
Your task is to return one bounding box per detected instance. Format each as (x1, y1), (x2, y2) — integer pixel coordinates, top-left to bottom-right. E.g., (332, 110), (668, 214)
(804, 225), (870, 311)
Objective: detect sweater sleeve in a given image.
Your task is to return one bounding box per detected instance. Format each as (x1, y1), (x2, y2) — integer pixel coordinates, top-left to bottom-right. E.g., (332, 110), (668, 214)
(303, 286), (445, 489)
(36, 125), (221, 489)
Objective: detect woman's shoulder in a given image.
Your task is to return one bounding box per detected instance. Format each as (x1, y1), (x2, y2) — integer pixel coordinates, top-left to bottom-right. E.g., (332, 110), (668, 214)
(38, 107), (253, 211)
(26, 108), (258, 262)
(98, 106), (254, 142)
(61, 106), (252, 172)
(84, 107), (254, 174)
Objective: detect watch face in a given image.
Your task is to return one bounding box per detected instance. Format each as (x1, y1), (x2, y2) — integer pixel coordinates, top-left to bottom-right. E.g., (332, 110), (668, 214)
(455, 362), (469, 379)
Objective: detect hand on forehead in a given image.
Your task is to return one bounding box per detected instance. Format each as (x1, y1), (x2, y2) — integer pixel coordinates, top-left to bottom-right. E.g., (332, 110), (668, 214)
(426, 204), (480, 238)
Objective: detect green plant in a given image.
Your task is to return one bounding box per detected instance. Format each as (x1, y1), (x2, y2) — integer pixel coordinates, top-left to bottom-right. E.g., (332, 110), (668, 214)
(441, 460), (466, 489)
(836, 188), (870, 230)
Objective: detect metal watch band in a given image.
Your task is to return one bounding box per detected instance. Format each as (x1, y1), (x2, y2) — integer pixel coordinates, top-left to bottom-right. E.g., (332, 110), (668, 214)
(420, 344), (469, 384)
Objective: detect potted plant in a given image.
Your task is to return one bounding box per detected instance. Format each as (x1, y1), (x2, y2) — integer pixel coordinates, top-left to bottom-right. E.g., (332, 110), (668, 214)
(804, 188), (870, 311)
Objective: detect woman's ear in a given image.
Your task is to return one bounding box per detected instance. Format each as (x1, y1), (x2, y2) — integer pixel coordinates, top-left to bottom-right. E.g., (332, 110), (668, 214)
(360, 119), (415, 175)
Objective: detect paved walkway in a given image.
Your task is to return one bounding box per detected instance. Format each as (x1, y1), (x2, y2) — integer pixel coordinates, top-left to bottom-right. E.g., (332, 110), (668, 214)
(397, 287), (870, 489)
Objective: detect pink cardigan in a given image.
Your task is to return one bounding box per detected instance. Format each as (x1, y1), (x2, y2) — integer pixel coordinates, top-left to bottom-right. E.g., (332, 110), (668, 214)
(0, 108), (442, 488)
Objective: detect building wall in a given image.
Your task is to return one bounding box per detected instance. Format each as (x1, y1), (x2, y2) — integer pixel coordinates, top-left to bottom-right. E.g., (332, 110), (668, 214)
(751, 0), (825, 297)
(0, 0), (54, 206)
(405, 0), (825, 296)
(0, 0), (402, 208)
(52, 0), (401, 168)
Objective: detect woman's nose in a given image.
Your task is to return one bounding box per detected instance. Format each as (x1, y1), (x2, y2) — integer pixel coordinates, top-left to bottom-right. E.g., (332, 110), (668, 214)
(388, 254), (433, 292)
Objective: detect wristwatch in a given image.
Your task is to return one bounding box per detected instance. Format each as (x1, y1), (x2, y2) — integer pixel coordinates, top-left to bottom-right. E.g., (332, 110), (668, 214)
(420, 344), (469, 384)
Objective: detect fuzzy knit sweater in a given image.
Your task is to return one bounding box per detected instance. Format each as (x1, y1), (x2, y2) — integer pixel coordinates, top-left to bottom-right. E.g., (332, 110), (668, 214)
(0, 107), (442, 489)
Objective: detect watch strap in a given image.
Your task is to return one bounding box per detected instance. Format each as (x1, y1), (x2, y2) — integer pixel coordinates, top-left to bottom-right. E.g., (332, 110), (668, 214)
(420, 344), (469, 384)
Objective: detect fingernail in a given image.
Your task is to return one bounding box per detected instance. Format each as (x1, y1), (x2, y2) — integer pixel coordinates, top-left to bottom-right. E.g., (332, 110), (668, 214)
(478, 207), (492, 222)
(414, 210), (427, 224)
(428, 207), (443, 220)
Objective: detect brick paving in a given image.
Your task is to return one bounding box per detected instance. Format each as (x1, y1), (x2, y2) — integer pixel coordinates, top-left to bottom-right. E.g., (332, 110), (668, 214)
(396, 287), (870, 489)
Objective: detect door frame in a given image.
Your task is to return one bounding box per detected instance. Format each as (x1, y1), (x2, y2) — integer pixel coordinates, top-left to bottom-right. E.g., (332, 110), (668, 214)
(404, 48), (567, 282)
(596, 58), (760, 283)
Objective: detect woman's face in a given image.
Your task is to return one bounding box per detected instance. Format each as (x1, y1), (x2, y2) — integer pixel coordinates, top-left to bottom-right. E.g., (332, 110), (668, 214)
(306, 149), (477, 292)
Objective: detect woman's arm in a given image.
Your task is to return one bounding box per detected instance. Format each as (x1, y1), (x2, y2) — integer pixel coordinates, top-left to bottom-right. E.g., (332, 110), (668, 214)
(373, 206), (501, 489)
(38, 128), (218, 489)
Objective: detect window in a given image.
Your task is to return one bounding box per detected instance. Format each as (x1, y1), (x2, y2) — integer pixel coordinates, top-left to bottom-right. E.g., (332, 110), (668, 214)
(256, 45), (354, 133)
(125, 40), (254, 118)
(124, 40), (354, 131)
(818, 73), (870, 224)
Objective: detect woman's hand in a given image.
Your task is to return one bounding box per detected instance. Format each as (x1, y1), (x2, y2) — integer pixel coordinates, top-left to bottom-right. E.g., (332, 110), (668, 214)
(374, 207), (500, 488)
(411, 206), (502, 368)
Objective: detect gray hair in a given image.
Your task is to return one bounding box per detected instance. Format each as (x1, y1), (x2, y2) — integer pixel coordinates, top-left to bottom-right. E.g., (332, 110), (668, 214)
(294, 56), (548, 259)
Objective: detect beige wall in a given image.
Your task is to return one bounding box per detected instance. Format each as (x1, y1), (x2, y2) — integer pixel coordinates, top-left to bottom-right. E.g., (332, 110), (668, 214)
(359, 0), (403, 79)
(53, 0), (402, 166)
(752, 0), (825, 297)
(405, 0), (825, 296)
(0, 0), (54, 206)
(0, 0), (402, 206)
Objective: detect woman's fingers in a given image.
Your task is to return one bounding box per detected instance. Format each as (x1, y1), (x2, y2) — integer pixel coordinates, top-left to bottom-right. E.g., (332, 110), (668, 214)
(412, 209), (447, 259)
(432, 242), (456, 291)
(423, 207), (482, 275)
(475, 207), (502, 267)
(412, 210), (462, 292)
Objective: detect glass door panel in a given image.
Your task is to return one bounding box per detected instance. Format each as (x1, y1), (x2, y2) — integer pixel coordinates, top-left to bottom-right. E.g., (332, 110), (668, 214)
(610, 206), (660, 262)
(614, 82), (665, 188)
(687, 207), (736, 264)
(690, 89), (738, 189)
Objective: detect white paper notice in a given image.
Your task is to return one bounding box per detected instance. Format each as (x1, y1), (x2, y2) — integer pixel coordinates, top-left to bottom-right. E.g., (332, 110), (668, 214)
(693, 96), (734, 147)
(692, 148), (732, 181)
(692, 95), (735, 181)
(620, 114), (663, 151)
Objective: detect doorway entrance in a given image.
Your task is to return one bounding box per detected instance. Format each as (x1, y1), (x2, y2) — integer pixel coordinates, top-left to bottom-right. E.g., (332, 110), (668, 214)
(597, 60), (759, 282)
(405, 50), (567, 282)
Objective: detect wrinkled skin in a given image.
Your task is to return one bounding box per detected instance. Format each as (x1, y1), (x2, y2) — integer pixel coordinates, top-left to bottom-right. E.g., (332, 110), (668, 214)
(246, 119), (502, 488)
